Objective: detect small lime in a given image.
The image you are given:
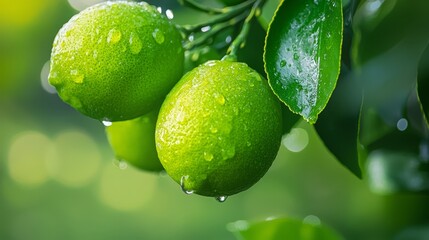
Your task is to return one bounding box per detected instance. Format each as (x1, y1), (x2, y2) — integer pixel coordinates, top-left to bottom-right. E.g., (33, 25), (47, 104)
(106, 105), (163, 172)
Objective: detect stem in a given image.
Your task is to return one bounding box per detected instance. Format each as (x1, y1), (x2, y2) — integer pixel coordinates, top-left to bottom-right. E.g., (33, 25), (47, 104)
(178, 0), (224, 14)
(178, 0), (257, 34)
(183, 12), (248, 50)
(223, 0), (264, 61)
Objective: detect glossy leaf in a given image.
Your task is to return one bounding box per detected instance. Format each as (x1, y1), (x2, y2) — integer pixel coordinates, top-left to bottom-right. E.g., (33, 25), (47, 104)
(315, 69), (363, 178)
(417, 44), (429, 126)
(228, 217), (344, 240)
(264, 0), (343, 123)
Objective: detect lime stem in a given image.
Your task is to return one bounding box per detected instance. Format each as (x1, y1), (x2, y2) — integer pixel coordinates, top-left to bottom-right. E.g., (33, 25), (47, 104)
(224, 0), (264, 60)
(178, 0), (256, 34)
(178, 0), (224, 14)
(183, 12), (248, 50)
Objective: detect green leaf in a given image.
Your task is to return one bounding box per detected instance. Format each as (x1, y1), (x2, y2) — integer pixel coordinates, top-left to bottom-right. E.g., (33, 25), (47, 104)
(228, 217), (344, 240)
(264, 0), (343, 123)
(366, 150), (429, 194)
(314, 70), (363, 178)
(417, 45), (429, 126)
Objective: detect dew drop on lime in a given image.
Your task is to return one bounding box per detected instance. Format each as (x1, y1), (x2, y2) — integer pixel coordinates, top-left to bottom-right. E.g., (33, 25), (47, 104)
(180, 175), (194, 195)
(107, 28), (122, 44)
(69, 96), (82, 109)
(203, 152), (214, 161)
(129, 32), (143, 54)
(70, 69), (84, 84)
(152, 28), (165, 44)
(210, 126), (218, 133)
(216, 196), (228, 202)
(280, 60), (287, 67)
(213, 92), (225, 105)
(102, 120), (112, 126)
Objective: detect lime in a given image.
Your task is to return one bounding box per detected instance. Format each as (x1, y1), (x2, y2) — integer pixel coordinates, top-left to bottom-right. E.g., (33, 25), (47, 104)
(156, 60), (282, 197)
(106, 105), (163, 172)
(49, 1), (184, 121)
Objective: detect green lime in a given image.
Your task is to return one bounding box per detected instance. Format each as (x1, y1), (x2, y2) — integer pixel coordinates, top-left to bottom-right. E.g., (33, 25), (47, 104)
(49, 1), (184, 121)
(106, 105), (163, 172)
(156, 60), (282, 198)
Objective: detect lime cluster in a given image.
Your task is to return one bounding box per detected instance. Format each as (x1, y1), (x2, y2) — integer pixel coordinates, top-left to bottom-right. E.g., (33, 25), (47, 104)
(49, 1), (284, 199)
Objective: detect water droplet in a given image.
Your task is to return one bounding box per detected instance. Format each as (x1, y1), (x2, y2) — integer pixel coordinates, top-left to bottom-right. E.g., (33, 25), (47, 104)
(225, 36), (232, 44)
(129, 32), (143, 54)
(157, 6), (162, 13)
(205, 60), (216, 67)
(210, 126), (218, 133)
(102, 120), (112, 126)
(213, 92), (225, 105)
(70, 69), (84, 84)
(215, 196), (228, 202)
(68, 96), (82, 109)
(112, 159), (128, 170)
(118, 161), (128, 170)
(152, 29), (165, 44)
(165, 9), (174, 19)
(240, 42), (246, 48)
(293, 52), (299, 60)
(107, 28), (122, 44)
(226, 146), (235, 158)
(180, 175), (194, 195)
(201, 26), (211, 32)
(203, 152), (214, 161)
(280, 60), (287, 67)
(397, 118), (408, 131)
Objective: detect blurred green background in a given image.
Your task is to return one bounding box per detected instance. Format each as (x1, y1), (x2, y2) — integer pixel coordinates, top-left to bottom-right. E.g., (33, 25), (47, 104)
(1, 0), (428, 239)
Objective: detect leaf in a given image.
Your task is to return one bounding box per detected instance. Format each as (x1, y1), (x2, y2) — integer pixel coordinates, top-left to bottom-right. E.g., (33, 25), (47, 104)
(264, 0), (343, 123)
(361, 89), (429, 194)
(314, 68), (363, 178)
(228, 217), (344, 240)
(417, 44), (429, 126)
(366, 150), (429, 194)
